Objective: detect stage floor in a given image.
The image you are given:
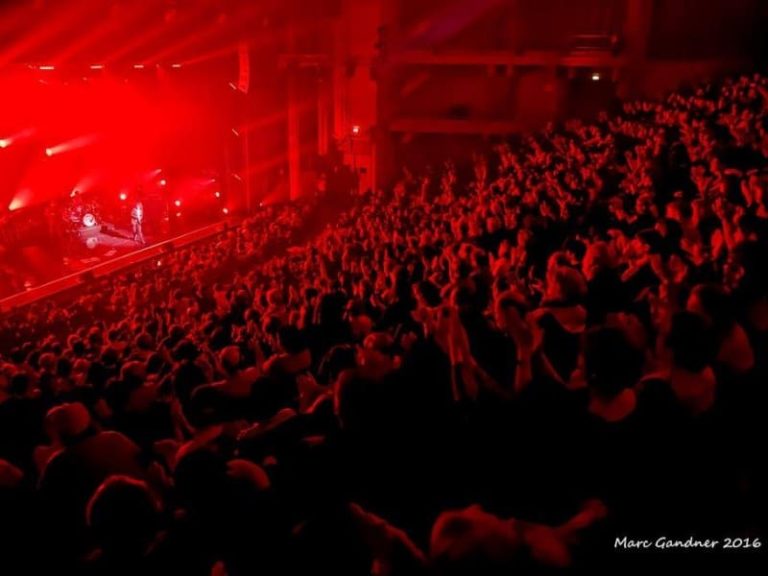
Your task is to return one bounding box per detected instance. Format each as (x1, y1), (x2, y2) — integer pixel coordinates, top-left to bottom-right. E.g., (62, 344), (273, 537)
(72, 224), (147, 259)
(1, 220), (228, 312)
(0, 223), (152, 297)
(62, 223), (150, 269)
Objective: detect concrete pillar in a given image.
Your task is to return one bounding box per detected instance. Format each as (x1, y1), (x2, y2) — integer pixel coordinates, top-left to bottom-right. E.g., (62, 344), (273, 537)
(318, 74), (330, 156)
(287, 70), (301, 201)
(243, 126), (252, 212)
(619, 0), (654, 99)
(332, 18), (347, 141)
(373, 0), (399, 190)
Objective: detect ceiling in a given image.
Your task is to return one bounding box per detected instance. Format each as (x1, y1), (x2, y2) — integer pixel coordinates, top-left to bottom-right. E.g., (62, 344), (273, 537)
(0, 0), (286, 69)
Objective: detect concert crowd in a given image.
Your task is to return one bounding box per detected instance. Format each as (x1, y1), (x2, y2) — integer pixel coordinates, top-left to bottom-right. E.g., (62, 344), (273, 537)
(1, 72), (767, 574)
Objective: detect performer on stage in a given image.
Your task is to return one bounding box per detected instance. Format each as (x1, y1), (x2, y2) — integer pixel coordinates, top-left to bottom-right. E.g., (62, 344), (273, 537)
(131, 201), (145, 245)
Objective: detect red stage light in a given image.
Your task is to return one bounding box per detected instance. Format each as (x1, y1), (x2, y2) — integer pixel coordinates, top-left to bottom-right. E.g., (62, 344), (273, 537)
(39, 65), (55, 71)
(214, 191), (221, 198)
(231, 128), (240, 136)
(222, 207), (229, 215)
(171, 64), (182, 69)
(90, 64), (104, 70)
(174, 199), (181, 207)
(133, 64), (145, 69)
(351, 125), (360, 135)
(175, 211), (182, 218)
(591, 72), (601, 81)
(0, 129), (34, 149)
(8, 189), (32, 211)
(119, 192), (127, 201)
(159, 179), (167, 187)
(45, 136), (96, 157)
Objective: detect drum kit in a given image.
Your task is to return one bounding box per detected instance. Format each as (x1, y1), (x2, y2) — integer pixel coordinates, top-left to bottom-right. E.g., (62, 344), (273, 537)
(65, 196), (101, 228)
(64, 193), (102, 247)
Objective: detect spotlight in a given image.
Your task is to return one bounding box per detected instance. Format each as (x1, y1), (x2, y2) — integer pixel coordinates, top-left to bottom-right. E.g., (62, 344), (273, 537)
(90, 64), (104, 70)
(174, 199), (181, 207)
(0, 139), (8, 149)
(159, 179), (167, 187)
(133, 64), (145, 69)
(70, 189), (79, 198)
(43, 135), (94, 158)
(156, 260), (163, 267)
(228, 82), (238, 91)
(119, 192), (127, 201)
(9, 188), (32, 211)
(171, 63), (182, 69)
(222, 207), (229, 215)
(214, 191), (221, 198)
(39, 65), (55, 71)
(591, 72), (600, 81)
(351, 125), (360, 135)
(175, 211), (182, 218)
(231, 128), (240, 136)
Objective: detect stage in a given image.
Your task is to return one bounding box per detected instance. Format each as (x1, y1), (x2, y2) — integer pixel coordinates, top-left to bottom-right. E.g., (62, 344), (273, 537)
(1, 197), (231, 301)
(0, 220), (232, 313)
(71, 223), (148, 262)
(0, 222), (152, 294)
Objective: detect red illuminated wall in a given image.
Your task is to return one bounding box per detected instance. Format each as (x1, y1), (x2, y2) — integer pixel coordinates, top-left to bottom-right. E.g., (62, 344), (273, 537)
(0, 64), (234, 213)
